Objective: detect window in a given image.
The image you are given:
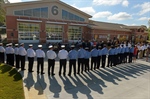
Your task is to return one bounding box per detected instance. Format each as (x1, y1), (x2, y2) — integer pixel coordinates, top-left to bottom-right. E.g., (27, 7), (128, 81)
(14, 10), (23, 16)
(18, 23), (40, 40)
(46, 24), (63, 40)
(41, 7), (48, 18)
(14, 7), (48, 18)
(62, 10), (68, 20)
(24, 9), (32, 16)
(33, 8), (40, 17)
(68, 26), (82, 40)
(69, 12), (73, 20)
(62, 9), (85, 22)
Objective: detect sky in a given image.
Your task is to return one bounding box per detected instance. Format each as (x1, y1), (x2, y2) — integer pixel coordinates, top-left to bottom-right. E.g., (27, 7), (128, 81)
(8, 0), (150, 27)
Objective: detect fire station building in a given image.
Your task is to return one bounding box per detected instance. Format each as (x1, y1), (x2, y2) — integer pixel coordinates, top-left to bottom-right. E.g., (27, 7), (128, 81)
(3, 0), (148, 43)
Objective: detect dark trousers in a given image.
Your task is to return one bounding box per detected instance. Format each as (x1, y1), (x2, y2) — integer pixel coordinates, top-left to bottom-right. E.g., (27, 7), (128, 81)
(9, 54), (14, 66)
(107, 55), (113, 67)
(102, 55), (106, 68)
(37, 58), (44, 73)
(0, 52), (5, 63)
(48, 59), (55, 75)
(84, 59), (89, 72)
(68, 59), (76, 76)
(136, 50), (139, 59)
(6, 54), (9, 64)
(91, 57), (97, 70)
(28, 57), (34, 72)
(124, 52), (129, 63)
(120, 53), (124, 63)
(97, 56), (101, 69)
(118, 54), (121, 64)
(15, 55), (20, 68)
(114, 55), (117, 66)
(77, 58), (84, 73)
(20, 55), (26, 70)
(59, 59), (67, 75)
(129, 53), (133, 63)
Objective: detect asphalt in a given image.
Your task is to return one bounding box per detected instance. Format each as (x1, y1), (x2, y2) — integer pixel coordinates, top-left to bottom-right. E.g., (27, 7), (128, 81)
(18, 58), (150, 99)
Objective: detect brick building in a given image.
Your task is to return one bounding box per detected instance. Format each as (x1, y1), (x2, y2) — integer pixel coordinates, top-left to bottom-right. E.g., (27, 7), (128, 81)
(3, 0), (148, 43)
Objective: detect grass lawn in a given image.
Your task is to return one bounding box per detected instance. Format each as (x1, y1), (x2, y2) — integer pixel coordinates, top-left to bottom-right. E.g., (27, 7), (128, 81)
(0, 64), (25, 99)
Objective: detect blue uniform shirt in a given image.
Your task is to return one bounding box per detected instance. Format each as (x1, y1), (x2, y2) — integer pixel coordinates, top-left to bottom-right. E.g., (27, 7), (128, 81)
(78, 48), (86, 58)
(118, 47), (121, 54)
(129, 47), (134, 53)
(108, 48), (114, 55)
(98, 49), (102, 56)
(91, 48), (98, 57)
(101, 47), (108, 55)
(85, 51), (91, 59)
(121, 47), (125, 53)
(114, 48), (118, 55)
(68, 49), (78, 60)
(125, 46), (129, 53)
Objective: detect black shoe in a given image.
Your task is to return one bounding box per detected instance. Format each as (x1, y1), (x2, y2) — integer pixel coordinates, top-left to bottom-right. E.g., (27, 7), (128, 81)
(21, 69), (26, 71)
(59, 73), (61, 76)
(52, 73), (55, 76)
(41, 72), (45, 75)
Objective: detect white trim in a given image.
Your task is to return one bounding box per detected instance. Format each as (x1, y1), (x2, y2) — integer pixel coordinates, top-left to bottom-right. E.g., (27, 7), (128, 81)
(0, 27), (6, 29)
(17, 19), (42, 23)
(46, 40), (62, 43)
(69, 23), (88, 26)
(46, 21), (67, 25)
(19, 40), (39, 43)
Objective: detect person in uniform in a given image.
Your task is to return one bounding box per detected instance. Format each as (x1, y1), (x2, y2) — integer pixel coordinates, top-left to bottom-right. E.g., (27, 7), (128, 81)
(117, 44), (121, 64)
(124, 44), (129, 63)
(5, 44), (9, 64)
(120, 44), (125, 63)
(68, 45), (78, 76)
(84, 47), (91, 72)
(47, 45), (57, 76)
(7, 43), (14, 66)
(129, 45), (134, 63)
(77, 44), (86, 74)
(36, 45), (45, 74)
(114, 45), (118, 66)
(97, 46), (102, 69)
(18, 43), (27, 71)
(58, 45), (68, 76)
(14, 44), (19, 68)
(27, 44), (36, 72)
(107, 45), (114, 67)
(91, 45), (98, 70)
(0, 43), (5, 63)
(101, 44), (108, 68)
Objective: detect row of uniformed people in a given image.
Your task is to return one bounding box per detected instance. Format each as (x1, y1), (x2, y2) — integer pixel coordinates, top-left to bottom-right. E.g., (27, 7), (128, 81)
(0, 42), (134, 76)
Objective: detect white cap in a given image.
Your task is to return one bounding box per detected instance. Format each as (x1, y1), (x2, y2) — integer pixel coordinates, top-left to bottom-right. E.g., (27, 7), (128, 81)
(29, 44), (33, 47)
(9, 43), (12, 46)
(61, 45), (65, 48)
(71, 45), (75, 48)
(20, 43), (24, 46)
(15, 44), (18, 46)
(38, 45), (42, 48)
(49, 45), (53, 48)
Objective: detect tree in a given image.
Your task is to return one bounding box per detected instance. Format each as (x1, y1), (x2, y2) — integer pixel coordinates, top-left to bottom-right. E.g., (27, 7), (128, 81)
(0, 0), (9, 25)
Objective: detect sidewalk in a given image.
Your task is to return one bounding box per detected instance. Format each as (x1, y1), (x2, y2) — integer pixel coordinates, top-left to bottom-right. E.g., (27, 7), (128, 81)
(19, 59), (150, 99)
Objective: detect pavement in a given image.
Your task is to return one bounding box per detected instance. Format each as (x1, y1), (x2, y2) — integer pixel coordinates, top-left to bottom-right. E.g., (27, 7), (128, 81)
(18, 58), (150, 99)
